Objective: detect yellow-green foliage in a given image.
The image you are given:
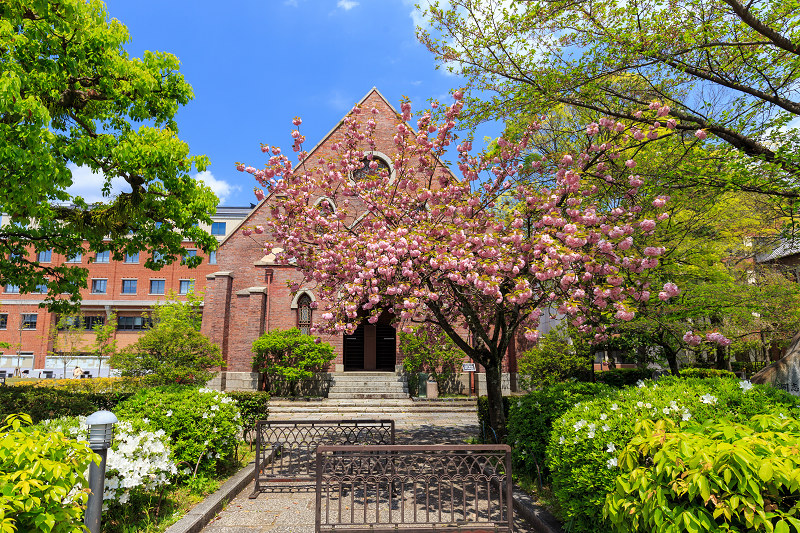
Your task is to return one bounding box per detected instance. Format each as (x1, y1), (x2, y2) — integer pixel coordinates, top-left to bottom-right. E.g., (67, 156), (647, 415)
(10, 377), (141, 393)
(605, 415), (800, 532)
(0, 414), (97, 532)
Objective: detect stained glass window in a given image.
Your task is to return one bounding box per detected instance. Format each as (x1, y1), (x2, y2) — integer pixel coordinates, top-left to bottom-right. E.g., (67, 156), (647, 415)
(297, 294), (312, 336)
(352, 157), (390, 181)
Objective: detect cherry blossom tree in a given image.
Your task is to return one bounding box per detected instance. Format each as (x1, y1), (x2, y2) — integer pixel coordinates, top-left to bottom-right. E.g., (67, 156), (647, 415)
(238, 93), (681, 437)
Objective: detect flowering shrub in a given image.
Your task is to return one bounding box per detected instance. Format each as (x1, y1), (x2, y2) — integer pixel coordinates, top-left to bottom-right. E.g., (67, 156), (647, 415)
(604, 415), (800, 532)
(546, 378), (800, 532)
(115, 386), (241, 477)
(0, 414), (94, 533)
(508, 382), (613, 483)
(38, 416), (176, 505)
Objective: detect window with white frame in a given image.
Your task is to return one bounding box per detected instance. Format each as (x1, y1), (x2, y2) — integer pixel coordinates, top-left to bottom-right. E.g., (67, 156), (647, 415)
(21, 314), (37, 330)
(150, 279), (165, 295)
(91, 279), (107, 294)
(121, 279), (137, 294)
(178, 279), (194, 295)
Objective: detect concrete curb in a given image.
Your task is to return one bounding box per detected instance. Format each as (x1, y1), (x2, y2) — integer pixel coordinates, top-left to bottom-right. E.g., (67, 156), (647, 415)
(511, 483), (564, 533)
(164, 460), (255, 533)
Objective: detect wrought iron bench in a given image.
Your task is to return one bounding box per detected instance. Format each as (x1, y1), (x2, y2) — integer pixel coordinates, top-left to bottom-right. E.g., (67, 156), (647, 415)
(249, 419), (395, 498)
(314, 444), (513, 532)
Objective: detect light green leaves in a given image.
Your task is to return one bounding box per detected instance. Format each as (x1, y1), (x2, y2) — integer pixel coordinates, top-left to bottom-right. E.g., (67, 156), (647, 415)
(0, 0), (217, 311)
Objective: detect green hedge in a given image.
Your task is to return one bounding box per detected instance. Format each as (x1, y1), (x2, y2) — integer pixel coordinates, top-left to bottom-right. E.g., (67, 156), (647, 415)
(0, 386), (134, 423)
(594, 368), (652, 387)
(508, 382), (614, 484)
(679, 366), (737, 379)
(546, 377), (800, 532)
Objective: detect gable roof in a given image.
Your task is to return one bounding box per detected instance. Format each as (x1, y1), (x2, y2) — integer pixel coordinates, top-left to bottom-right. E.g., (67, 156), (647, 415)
(218, 87), (458, 248)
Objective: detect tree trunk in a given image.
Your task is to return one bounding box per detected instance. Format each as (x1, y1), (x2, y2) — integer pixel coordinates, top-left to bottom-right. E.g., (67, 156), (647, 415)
(484, 361), (507, 442)
(715, 345), (730, 370)
(664, 346), (679, 375)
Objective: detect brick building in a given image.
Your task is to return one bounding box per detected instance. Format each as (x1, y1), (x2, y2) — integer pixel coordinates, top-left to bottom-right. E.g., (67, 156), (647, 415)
(202, 88), (404, 389)
(0, 206), (250, 377)
(201, 88), (520, 393)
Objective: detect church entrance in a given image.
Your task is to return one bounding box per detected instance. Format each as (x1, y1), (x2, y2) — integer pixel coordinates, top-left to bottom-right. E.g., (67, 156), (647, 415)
(343, 323), (396, 371)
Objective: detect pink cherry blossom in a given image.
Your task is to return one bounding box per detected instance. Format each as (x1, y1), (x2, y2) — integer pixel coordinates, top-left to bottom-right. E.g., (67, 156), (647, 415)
(695, 129), (707, 140)
(683, 331), (702, 346)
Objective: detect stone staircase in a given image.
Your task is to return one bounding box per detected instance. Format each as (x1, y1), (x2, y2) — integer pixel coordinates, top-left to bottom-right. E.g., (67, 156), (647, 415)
(265, 372), (479, 430)
(267, 398), (478, 429)
(326, 371), (409, 399)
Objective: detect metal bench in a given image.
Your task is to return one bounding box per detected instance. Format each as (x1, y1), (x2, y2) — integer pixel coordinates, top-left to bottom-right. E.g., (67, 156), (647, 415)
(250, 419), (395, 498)
(315, 444), (512, 532)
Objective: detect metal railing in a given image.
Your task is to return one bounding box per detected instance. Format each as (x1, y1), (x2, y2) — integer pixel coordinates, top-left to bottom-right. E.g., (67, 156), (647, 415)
(315, 444), (512, 532)
(250, 419), (395, 498)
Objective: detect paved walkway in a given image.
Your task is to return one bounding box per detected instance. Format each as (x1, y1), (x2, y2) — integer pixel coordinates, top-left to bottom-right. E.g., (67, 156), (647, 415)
(202, 424), (544, 532)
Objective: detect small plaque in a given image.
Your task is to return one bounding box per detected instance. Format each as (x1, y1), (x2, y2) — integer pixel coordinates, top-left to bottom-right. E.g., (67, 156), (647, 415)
(462, 363), (476, 372)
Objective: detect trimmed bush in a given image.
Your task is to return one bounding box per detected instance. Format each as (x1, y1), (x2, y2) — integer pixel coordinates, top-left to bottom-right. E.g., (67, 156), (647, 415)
(10, 376), (142, 393)
(605, 414), (800, 532)
(252, 328), (335, 396)
(546, 378), (800, 532)
(680, 366), (737, 379)
(595, 368), (652, 388)
(0, 385), (134, 423)
(508, 382), (614, 483)
(114, 386), (241, 477)
(225, 390), (269, 430)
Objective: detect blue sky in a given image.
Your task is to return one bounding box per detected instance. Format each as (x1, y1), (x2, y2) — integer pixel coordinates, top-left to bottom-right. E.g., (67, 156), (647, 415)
(69, 0), (496, 208)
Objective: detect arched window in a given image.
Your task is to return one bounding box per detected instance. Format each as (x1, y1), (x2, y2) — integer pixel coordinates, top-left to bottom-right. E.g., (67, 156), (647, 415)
(352, 156), (390, 182)
(297, 293), (312, 336)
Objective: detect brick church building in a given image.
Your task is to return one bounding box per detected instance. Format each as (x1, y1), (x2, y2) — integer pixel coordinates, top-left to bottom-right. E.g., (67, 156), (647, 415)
(201, 88), (414, 390)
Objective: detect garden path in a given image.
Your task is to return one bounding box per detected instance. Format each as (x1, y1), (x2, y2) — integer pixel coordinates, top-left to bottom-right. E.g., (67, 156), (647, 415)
(201, 421), (544, 532)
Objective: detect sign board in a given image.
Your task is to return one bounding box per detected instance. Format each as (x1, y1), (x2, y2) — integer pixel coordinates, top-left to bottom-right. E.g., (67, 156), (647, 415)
(462, 363), (476, 372)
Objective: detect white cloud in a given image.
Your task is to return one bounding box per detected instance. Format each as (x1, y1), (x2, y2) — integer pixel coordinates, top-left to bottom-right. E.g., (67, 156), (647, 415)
(337, 0), (359, 9)
(194, 170), (239, 204)
(65, 164), (129, 204)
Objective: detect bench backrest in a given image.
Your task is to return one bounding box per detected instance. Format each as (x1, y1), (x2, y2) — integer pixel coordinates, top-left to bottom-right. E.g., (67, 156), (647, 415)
(315, 444), (512, 533)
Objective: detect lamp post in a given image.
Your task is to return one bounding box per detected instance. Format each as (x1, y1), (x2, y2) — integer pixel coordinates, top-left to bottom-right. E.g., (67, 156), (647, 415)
(84, 410), (117, 533)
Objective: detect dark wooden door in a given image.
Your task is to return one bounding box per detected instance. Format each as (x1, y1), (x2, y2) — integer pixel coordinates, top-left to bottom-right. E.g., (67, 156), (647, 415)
(343, 325), (365, 371)
(375, 324), (396, 371)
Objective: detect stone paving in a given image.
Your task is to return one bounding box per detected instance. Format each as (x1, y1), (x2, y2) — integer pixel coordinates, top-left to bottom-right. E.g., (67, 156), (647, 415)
(201, 421), (543, 533)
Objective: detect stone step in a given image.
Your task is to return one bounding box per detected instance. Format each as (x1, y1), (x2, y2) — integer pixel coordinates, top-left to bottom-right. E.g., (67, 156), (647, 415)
(328, 389), (408, 399)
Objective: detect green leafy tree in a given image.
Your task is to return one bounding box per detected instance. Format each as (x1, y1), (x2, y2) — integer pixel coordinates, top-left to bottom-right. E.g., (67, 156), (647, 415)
(48, 312), (85, 379)
(91, 312), (117, 377)
(251, 328), (335, 396)
(109, 294), (221, 385)
(0, 413), (95, 533)
(518, 325), (592, 388)
(400, 324), (466, 395)
(0, 0), (218, 312)
(419, 0), (800, 217)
